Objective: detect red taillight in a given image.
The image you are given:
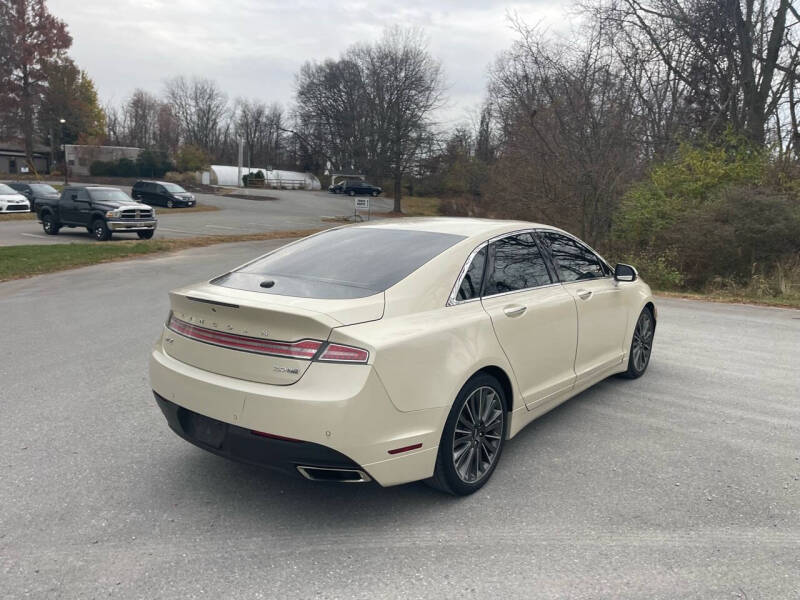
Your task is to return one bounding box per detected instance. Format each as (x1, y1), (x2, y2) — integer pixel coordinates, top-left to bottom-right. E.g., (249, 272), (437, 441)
(167, 315), (322, 360)
(166, 315), (369, 364)
(318, 343), (369, 363)
(388, 443), (422, 455)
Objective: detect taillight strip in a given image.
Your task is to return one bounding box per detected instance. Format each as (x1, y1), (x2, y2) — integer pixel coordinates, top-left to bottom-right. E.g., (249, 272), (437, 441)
(167, 315), (321, 359)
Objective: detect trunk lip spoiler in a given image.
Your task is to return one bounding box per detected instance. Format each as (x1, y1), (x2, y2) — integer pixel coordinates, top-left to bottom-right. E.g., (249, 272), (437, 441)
(186, 296), (240, 309)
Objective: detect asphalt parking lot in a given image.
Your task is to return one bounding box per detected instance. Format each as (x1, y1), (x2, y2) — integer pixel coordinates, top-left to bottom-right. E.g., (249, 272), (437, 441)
(1, 241), (798, 599)
(0, 187), (394, 246)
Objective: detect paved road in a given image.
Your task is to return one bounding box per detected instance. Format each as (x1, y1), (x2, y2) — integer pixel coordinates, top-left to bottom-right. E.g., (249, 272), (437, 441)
(1, 242), (799, 599)
(0, 187), (394, 246)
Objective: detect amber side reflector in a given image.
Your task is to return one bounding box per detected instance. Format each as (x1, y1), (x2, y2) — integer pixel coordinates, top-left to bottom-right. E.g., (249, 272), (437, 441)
(387, 443), (423, 455)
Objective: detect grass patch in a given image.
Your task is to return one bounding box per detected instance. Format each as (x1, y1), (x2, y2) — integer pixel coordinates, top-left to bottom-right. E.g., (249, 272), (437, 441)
(0, 228), (324, 282)
(398, 196), (442, 216)
(0, 203), (219, 222)
(655, 290), (800, 309)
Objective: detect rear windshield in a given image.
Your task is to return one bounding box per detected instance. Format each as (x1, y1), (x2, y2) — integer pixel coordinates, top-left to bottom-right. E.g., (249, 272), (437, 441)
(212, 227), (465, 299)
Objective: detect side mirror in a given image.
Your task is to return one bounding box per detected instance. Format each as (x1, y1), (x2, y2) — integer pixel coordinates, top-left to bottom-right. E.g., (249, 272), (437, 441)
(614, 263), (637, 282)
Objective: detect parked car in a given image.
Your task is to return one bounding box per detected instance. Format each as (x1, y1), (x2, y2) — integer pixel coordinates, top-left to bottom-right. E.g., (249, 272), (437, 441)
(149, 219), (655, 495)
(0, 183), (30, 213)
(4, 181), (59, 212)
(340, 181), (382, 196)
(37, 185), (157, 241)
(132, 181), (196, 208)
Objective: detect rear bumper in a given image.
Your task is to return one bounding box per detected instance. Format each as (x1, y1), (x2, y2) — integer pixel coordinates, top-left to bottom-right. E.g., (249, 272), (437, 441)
(108, 220), (157, 231)
(149, 337), (445, 487)
(154, 393), (368, 480)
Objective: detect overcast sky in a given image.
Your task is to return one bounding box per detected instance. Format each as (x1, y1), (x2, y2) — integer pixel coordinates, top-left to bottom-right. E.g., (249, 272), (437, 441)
(47, 0), (569, 126)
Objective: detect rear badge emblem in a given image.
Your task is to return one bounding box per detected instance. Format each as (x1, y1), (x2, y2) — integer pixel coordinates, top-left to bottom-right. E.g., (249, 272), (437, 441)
(273, 366), (299, 375)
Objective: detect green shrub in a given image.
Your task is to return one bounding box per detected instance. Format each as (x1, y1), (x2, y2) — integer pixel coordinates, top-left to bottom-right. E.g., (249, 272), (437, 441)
(89, 160), (112, 176)
(175, 145), (209, 173)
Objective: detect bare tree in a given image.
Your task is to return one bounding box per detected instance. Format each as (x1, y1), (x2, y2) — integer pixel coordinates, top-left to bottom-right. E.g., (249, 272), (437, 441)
(591, 0), (798, 145)
(165, 76), (229, 157)
(295, 27), (444, 211)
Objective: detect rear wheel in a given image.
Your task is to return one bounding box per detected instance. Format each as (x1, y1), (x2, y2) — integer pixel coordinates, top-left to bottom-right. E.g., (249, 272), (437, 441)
(371, 190), (379, 197)
(92, 219), (111, 241)
(428, 374), (507, 496)
(42, 214), (60, 235)
(137, 230), (154, 239)
(621, 307), (655, 378)
(348, 190), (355, 197)
(166, 199), (174, 208)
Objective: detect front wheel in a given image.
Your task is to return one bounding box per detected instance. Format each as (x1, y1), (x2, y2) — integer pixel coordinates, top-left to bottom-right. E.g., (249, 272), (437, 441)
(348, 190), (355, 197)
(92, 219), (112, 241)
(428, 374), (507, 496)
(371, 190), (379, 197)
(137, 230), (154, 239)
(42, 214), (60, 235)
(621, 307), (655, 378)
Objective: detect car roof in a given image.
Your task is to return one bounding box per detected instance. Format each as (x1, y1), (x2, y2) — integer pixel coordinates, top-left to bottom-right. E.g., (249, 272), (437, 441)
(357, 217), (560, 240)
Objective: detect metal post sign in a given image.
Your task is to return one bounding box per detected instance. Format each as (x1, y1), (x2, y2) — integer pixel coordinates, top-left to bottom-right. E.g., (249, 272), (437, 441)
(353, 196), (370, 221)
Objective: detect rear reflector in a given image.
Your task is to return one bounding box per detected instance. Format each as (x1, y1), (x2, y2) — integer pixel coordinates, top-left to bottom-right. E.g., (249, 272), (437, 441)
(387, 443), (423, 455)
(251, 430), (302, 443)
(318, 343), (369, 363)
(167, 315), (322, 359)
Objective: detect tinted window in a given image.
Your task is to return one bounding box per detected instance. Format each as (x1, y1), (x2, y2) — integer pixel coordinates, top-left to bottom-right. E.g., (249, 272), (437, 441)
(539, 231), (604, 282)
(162, 183), (185, 193)
(29, 184), (57, 194)
(484, 233), (552, 295)
(456, 246), (487, 301)
(87, 189), (134, 203)
(213, 227), (465, 299)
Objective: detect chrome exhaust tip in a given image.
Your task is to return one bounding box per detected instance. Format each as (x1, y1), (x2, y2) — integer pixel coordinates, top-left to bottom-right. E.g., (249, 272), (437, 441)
(296, 465), (372, 483)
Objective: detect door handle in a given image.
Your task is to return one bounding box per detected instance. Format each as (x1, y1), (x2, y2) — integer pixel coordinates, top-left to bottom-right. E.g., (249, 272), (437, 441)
(576, 289), (593, 300)
(503, 304), (527, 318)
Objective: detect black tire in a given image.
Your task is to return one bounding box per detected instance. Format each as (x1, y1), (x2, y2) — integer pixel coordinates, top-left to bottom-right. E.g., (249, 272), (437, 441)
(427, 373), (507, 496)
(166, 199), (174, 208)
(348, 190), (355, 197)
(371, 190), (379, 197)
(91, 219), (111, 241)
(137, 230), (154, 240)
(42, 213), (60, 235)
(621, 307), (655, 379)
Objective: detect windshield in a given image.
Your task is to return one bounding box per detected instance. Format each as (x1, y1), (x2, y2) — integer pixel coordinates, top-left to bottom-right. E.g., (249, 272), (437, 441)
(213, 227), (465, 299)
(87, 189), (135, 203)
(162, 183), (186, 193)
(0, 183), (18, 195)
(29, 184), (58, 194)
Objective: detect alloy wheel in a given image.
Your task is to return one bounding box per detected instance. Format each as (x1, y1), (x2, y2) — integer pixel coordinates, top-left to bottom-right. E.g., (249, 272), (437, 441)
(452, 386), (504, 483)
(631, 311), (654, 372)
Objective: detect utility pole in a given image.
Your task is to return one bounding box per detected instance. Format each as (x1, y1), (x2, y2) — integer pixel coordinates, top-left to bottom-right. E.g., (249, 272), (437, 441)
(237, 138), (244, 187)
(60, 119), (68, 185)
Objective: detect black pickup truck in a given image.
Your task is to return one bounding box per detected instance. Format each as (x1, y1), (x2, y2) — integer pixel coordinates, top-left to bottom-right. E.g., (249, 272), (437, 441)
(36, 185), (158, 241)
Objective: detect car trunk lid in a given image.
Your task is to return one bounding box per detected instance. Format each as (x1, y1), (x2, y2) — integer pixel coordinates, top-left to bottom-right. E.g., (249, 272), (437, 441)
(164, 282), (383, 385)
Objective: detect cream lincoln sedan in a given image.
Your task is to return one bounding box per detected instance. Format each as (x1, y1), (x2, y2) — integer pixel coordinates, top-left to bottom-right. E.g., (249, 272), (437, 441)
(149, 218), (656, 495)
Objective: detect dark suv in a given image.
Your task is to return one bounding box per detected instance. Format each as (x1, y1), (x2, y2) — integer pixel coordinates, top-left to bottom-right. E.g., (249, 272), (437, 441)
(341, 181), (382, 197)
(132, 181), (195, 208)
(4, 181), (60, 212)
(36, 185), (157, 241)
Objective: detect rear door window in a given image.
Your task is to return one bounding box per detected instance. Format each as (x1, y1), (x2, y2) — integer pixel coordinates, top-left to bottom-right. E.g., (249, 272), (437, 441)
(484, 233), (552, 296)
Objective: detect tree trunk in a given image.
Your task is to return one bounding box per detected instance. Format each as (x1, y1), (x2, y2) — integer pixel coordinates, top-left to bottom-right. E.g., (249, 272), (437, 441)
(21, 66), (35, 169)
(393, 169), (402, 213)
